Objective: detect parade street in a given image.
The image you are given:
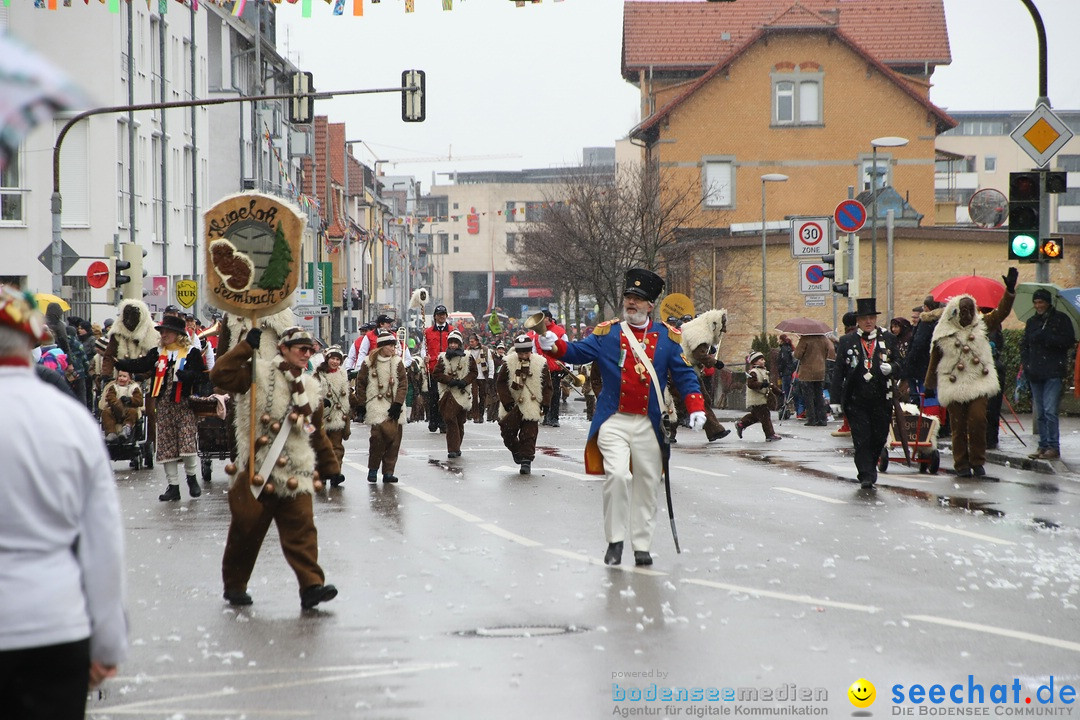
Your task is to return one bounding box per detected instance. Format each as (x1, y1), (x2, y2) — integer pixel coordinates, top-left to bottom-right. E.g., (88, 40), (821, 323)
(89, 403), (1080, 719)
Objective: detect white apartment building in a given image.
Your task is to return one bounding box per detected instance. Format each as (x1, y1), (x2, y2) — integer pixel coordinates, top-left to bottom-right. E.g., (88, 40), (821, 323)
(1, 2), (309, 325)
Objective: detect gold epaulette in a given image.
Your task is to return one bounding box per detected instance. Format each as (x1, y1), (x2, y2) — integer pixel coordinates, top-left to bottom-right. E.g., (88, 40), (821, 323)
(663, 322), (682, 342)
(591, 320), (614, 336)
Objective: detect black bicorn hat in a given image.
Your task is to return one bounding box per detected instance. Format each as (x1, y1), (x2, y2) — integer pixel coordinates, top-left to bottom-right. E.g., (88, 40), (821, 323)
(623, 268), (665, 303)
(855, 297), (880, 317)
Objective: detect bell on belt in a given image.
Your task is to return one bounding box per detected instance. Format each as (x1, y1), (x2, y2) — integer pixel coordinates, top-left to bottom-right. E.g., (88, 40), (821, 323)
(286, 477), (299, 490)
(256, 435), (270, 448)
(251, 473), (265, 486)
(949, 375), (957, 383)
(224, 462), (237, 476)
(271, 421), (282, 433)
(276, 456), (288, 468)
(288, 411), (300, 423)
(261, 413), (272, 425)
(957, 363), (966, 371)
(264, 482), (275, 494)
(313, 479), (324, 492)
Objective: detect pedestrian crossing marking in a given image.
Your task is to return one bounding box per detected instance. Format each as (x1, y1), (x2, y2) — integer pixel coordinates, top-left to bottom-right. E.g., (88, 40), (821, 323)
(397, 484), (441, 503)
(905, 615), (1080, 654)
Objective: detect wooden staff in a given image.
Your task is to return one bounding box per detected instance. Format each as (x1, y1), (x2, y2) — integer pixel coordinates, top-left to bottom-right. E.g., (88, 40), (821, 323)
(248, 311), (258, 493)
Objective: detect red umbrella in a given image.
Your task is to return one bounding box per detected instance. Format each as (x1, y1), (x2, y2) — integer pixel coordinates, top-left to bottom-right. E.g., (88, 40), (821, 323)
(930, 275), (1005, 309)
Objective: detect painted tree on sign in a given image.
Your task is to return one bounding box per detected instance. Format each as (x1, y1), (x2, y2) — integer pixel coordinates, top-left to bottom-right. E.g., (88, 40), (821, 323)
(258, 221), (293, 290)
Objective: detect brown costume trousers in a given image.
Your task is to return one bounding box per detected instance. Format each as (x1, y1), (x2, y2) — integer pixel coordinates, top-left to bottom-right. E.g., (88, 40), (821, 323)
(499, 409), (539, 463)
(368, 419), (403, 474)
(739, 404), (775, 438)
(948, 395), (989, 472)
(440, 394), (467, 453)
(471, 381), (490, 423)
(101, 407), (140, 434)
(325, 429), (347, 468)
(222, 478), (324, 595)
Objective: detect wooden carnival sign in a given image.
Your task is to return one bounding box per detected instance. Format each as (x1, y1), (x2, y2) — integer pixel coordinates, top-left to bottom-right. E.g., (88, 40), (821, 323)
(203, 192), (304, 317)
(203, 192), (305, 498)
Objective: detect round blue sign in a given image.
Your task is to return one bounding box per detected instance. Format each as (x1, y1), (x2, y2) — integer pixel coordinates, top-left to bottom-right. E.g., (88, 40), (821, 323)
(834, 200), (867, 233)
(806, 265), (825, 284)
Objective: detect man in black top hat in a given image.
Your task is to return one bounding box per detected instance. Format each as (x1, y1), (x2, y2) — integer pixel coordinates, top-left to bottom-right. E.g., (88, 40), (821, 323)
(830, 298), (903, 489)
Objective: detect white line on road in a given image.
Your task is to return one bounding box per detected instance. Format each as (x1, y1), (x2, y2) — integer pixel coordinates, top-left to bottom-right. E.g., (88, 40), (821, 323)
(477, 523), (543, 547)
(905, 615), (1080, 653)
(94, 662), (459, 714)
(772, 487), (848, 504)
(545, 548), (669, 576)
(495, 465), (596, 481)
(683, 578), (881, 613)
(436, 503), (483, 523)
(397, 485), (441, 503)
(673, 465), (729, 478)
(910, 521), (1016, 546)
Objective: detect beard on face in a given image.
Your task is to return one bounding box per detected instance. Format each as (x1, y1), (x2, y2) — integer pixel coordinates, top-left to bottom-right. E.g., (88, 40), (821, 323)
(622, 308), (650, 326)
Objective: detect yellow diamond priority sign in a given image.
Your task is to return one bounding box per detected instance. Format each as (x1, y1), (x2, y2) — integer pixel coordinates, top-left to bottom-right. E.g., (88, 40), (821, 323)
(1011, 104), (1074, 167)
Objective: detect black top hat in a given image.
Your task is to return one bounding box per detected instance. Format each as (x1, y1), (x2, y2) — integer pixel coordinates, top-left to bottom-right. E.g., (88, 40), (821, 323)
(855, 298), (880, 317)
(156, 314), (187, 335)
(623, 268), (664, 303)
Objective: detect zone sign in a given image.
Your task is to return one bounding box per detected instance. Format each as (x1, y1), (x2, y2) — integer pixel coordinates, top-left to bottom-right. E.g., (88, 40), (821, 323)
(790, 217), (832, 258)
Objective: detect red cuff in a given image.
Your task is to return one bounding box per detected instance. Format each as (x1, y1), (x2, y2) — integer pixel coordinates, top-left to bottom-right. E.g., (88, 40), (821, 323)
(684, 393), (705, 414)
(545, 338), (568, 359)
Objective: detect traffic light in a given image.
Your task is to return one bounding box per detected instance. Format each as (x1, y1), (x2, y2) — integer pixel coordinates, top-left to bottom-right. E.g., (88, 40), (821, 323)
(120, 243), (146, 301)
(1040, 236), (1064, 261)
(401, 70), (425, 123)
(822, 234), (849, 296)
(289, 71), (314, 125)
(1008, 171), (1040, 261)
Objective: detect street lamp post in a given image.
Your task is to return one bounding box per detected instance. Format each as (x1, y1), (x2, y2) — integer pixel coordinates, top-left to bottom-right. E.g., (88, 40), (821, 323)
(869, 136), (908, 299)
(760, 173), (789, 335)
(343, 139), (364, 339)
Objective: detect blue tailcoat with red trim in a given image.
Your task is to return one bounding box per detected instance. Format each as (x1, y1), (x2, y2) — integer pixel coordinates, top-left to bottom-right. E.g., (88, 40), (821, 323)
(552, 320), (702, 474)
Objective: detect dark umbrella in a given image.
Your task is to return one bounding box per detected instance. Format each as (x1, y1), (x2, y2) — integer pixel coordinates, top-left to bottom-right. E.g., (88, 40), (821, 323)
(774, 317), (831, 335)
(929, 275), (1005, 309)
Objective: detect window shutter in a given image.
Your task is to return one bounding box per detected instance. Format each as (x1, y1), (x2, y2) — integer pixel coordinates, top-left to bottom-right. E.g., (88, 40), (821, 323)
(58, 119), (90, 227)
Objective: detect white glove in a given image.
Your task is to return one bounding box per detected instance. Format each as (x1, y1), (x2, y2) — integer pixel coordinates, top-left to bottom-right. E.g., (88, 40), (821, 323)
(880, 362), (892, 377)
(538, 331), (557, 351)
(830, 404), (842, 416)
(688, 411), (707, 431)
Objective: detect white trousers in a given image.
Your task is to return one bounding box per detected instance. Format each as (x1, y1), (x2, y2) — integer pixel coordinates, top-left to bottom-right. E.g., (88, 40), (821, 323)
(596, 412), (662, 552)
(163, 454), (199, 484)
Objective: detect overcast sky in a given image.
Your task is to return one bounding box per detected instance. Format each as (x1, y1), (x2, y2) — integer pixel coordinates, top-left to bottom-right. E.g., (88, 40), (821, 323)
(279, 0), (1080, 190)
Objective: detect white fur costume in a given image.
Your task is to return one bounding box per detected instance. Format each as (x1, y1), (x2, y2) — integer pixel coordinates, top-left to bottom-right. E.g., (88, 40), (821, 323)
(930, 294), (1000, 407)
(498, 351), (546, 422)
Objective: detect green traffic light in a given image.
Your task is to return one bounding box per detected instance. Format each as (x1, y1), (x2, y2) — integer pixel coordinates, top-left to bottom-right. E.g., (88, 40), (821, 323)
(1011, 233), (1037, 258)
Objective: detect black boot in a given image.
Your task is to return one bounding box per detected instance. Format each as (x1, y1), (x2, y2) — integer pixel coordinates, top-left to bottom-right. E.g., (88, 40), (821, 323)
(382, 473), (398, 483)
(604, 541), (623, 566)
(330, 473), (345, 487)
(367, 469), (378, 483)
(186, 475), (201, 498)
(519, 461), (531, 475)
(159, 484), (181, 502)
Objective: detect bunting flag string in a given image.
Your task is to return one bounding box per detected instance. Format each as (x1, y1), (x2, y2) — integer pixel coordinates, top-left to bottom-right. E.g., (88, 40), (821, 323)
(261, 121), (321, 220)
(30, 0), (567, 15)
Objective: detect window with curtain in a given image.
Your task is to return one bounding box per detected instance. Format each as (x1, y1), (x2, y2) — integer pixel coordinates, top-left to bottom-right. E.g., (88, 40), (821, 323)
(702, 159), (734, 208)
(1, 150), (23, 224)
(772, 70), (823, 126)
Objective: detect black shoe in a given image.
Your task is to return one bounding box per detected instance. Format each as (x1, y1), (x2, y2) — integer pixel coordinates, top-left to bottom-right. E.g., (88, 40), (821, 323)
(186, 475), (201, 498)
(330, 473), (345, 487)
(956, 468), (974, 478)
(447, 451), (461, 458)
(972, 465), (986, 477)
(159, 484), (181, 501)
(383, 474), (398, 483)
(604, 541), (623, 566)
(707, 427), (731, 442)
(300, 583), (338, 609)
(735, 421), (744, 439)
(859, 479), (876, 489)
(367, 470), (378, 483)
(223, 589), (253, 606)
(549, 422), (559, 428)
(519, 461), (531, 475)
(634, 551), (653, 566)
(428, 424), (438, 433)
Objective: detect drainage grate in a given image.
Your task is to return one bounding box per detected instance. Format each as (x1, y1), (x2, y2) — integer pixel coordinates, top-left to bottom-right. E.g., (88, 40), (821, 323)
(455, 624), (588, 639)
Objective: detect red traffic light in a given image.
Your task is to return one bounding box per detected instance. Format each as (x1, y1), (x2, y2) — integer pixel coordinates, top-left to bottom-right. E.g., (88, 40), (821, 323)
(1010, 172), (1040, 201)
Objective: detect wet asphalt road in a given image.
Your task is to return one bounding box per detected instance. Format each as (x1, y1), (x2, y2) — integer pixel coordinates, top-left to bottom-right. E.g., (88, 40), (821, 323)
(88, 402), (1080, 718)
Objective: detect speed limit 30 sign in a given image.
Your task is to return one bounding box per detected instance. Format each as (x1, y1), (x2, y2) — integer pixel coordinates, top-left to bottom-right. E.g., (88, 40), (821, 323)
(790, 216), (832, 258)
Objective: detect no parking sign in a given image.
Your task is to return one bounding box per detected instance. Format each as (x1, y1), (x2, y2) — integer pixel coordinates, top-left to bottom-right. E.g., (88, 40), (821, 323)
(790, 217), (832, 258)
(799, 260), (829, 294)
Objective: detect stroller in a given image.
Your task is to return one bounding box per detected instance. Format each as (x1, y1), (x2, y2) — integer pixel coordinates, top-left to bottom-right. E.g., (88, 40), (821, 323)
(190, 395), (235, 483)
(105, 414), (154, 470)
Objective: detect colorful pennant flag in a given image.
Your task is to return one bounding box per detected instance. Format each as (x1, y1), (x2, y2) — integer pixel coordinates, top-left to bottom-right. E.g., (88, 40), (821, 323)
(353, 0), (361, 14)
(232, 0), (246, 16)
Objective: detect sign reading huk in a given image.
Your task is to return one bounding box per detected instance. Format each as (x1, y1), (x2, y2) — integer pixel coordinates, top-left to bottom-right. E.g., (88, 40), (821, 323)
(203, 192), (304, 318)
(175, 279), (198, 309)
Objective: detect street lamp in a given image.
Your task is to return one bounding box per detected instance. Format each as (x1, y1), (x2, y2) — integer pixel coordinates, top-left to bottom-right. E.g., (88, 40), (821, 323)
(869, 136), (908, 298)
(761, 173), (789, 335)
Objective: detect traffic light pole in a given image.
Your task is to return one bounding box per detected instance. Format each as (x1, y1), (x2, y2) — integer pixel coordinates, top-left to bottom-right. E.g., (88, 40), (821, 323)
(1037, 172), (1051, 283)
(49, 83), (413, 294)
(1019, 0), (1051, 283)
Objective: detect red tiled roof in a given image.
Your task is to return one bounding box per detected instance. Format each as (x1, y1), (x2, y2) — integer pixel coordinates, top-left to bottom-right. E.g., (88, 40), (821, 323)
(629, 24), (956, 139)
(622, 0), (951, 80)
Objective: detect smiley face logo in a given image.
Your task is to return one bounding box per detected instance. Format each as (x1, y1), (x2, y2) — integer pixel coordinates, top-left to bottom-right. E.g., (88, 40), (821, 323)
(848, 678), (876, 708)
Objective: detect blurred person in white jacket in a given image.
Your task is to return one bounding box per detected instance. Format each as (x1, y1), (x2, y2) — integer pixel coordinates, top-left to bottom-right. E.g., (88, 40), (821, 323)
(0, 287), (127, 720)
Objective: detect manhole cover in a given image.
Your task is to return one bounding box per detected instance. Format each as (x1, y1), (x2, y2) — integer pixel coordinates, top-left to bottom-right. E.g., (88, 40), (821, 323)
(455, 625), (588, 638)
